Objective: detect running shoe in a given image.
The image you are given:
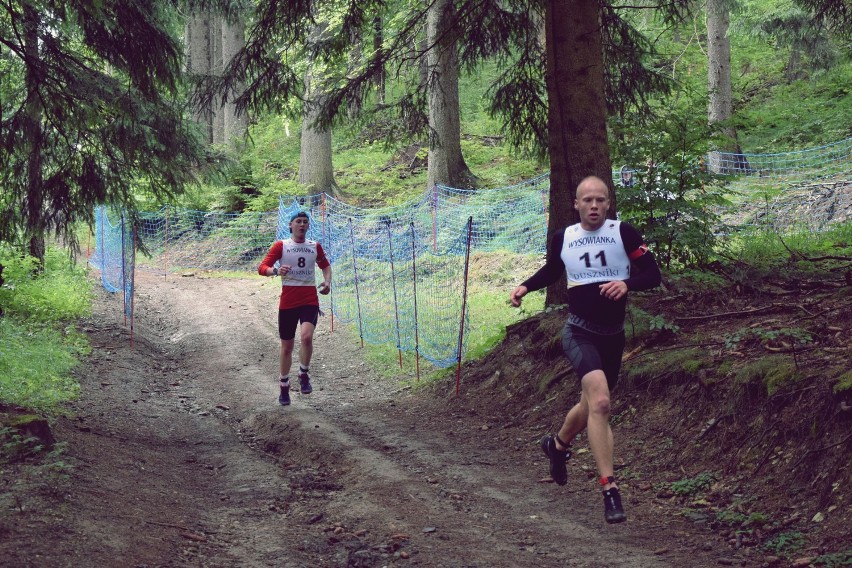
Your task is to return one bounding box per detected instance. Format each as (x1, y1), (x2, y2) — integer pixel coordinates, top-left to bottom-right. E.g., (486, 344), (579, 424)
(278, 382), (291, 406)
(540, 434), (571, 486)
(298, 372), (313, 394)
(603, 487), (627, 524)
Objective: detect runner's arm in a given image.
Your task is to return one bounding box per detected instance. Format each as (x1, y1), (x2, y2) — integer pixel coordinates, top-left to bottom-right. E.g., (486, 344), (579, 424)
(619, 223), (661, 292)
(520, 228), (567, 293)
(258, 241), (283, 276)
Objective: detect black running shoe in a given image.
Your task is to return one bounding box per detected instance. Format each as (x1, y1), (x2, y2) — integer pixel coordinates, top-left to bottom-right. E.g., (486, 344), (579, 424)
(298, 372), (313, 394)
(603, 487), (627, 524)
(278, 382), (291, 406)
(540, 434), (571, 486)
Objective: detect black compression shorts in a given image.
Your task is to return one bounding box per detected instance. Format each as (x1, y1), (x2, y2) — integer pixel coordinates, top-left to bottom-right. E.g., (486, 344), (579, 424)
(278, 305), (320, 340)
(561, 323), (626, 390)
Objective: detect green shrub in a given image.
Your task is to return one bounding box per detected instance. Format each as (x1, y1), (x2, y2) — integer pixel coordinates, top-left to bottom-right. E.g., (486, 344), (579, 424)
(833, 371), (852, 394)
(0, 247), (92, 322)
(762, 531), (805, 555)
(670, 471), (716, 496)
(626, 306), (680, 341)
(0, 320), (84, 409)
(733, 356), (804, 396)
(0, 246), (91, 411)
(813, 549), (852, 567)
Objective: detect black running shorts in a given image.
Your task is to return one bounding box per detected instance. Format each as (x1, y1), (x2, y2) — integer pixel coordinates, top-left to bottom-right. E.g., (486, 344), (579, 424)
(278, 305), (320, 340)
(561, 323), (626, 390)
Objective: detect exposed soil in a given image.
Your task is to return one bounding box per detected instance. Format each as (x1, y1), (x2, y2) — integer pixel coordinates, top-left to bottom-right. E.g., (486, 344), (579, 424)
(1, 262), (850, 567)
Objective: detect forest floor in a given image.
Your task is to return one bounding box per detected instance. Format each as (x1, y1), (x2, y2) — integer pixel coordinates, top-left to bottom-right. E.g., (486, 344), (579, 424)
(0, 258), (849, 567)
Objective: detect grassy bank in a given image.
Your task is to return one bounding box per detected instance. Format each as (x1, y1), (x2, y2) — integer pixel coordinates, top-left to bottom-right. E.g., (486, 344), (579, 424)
(0, 247), (92, 412)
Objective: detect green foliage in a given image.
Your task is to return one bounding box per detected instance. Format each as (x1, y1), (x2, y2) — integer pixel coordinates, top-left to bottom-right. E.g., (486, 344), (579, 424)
(611, 92), (729, 269)
(0, 319), (84, 409)
(648, 314), (680, 334)
(0, 430), (73, 504)
(670, 471), (716, 496)
(0, 426), (44, 462)
(0, 0), (205, 250)
(681, 358), (703, 374)
(813, 550), (852, 567)
(715, 509), (748, 526)
(199, 61), (548, 212)
(0, 247), (93, 322)
(626, 306), (680, 340)
(355, 268), (544, 380)
(737, 60), (852, 151)
(723, 222), (852, 276)
(464, 288), (544, 361)
(833, 371), (852, 394)
(762, 531), (806, 555)
(622, 347), (707, 389)
(744, 511), (770, 527)
(733, 355), (804, 396)
(724, 327), (813, 351)
(0, 246), (90, 411)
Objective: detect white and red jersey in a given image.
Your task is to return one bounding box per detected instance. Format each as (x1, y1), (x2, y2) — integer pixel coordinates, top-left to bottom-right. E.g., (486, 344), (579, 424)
(561, 220), (632, 288)
(258, 239), (330, 310)
(521, 221), (660, 328)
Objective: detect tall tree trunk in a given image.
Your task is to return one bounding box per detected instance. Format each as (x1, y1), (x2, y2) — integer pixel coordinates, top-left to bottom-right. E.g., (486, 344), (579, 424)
(211, 14), (225, 145)
(23, 3), (45, 265)
(373, 16), (386, 104)
(785, 46), (802, 82)
(707, 0), (741, 172)
(418, 35), (429, 89)
(348, 25), (363, 120)
(298, 24), (339, 198)
(544, 0), (614, 306)
(221, 15), (247, 145)
(186, 12), (213, 143)
(426, 0), (475, 189)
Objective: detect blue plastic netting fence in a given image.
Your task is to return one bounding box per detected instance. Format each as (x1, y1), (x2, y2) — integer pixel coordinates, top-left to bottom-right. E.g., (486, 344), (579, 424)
(614, 138), (852, 183)
(89, 205), (135, 319)
(704, 138), (852, 180)
(93, 138), (852, 365)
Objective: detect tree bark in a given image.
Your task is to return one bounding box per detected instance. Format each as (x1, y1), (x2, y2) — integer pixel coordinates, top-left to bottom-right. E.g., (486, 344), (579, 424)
(348, 25), (364, 120)
(544, 0), (615, 306)
(23, 3), (45, 265)
(298, 24), (339, 198)
(426, 0), (475, 190)
(221, 15), (247, 145)
(186, 11), (213, 143)
(785, 46), (802, 82)
(707, 0), (741, 172)
(373, 16), (386, 105)
(211, 14), (225, 145)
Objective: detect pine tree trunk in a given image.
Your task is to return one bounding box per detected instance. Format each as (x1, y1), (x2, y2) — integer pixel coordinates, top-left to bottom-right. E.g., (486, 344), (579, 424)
(348, 26), (363, 120)
(187, 12), (213, 143)
(707, 0), (739, 172)
(23, 3), (45, 266)
(221, 15), (247, 145)
(544, 0), (614, 306)
(373, 16), (386, 104)
(426, 0), (475, 190)
(211, 14), (225, 145)
(298, 23), (339, 198)
(785, 46), (802, 82)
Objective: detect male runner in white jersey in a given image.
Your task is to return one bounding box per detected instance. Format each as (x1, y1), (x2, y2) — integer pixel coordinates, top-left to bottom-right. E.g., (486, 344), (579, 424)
(510, 176), (661, 523)
(259, 212), (332, 406)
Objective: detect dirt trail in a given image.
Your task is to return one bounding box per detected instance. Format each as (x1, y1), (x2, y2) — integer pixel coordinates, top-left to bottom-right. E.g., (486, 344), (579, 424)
(2, 270), (727, 567)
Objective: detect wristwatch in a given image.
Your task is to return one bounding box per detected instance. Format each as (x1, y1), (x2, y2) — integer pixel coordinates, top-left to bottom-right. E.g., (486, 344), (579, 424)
(272, 267), (279, 276)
